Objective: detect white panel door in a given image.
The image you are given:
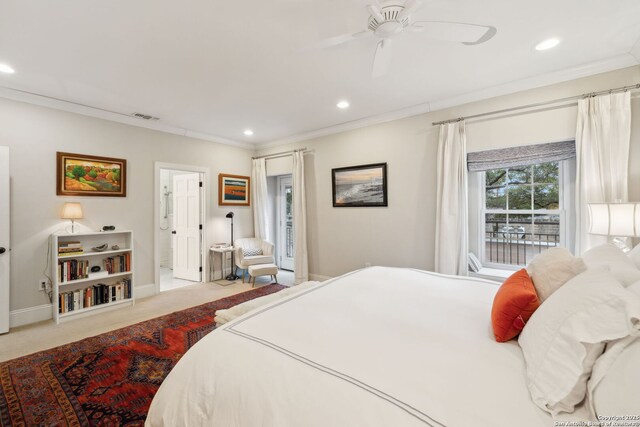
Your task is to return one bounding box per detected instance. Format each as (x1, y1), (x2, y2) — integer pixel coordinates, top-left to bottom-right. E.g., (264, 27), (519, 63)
(0, 147), (9, 334)
(172, 173), (202, 282)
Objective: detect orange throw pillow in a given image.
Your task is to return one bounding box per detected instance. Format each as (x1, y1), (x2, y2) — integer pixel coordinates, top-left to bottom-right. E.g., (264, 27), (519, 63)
(491, 269), (540, 342)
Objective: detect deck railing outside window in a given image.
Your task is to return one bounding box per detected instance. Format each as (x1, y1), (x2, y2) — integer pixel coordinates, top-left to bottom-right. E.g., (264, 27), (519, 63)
(484, 219), (560, 266)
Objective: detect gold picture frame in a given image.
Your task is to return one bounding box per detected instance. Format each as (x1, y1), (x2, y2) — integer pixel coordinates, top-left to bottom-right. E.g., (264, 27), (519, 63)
(56, 152), (127, 197)
(218, 173), (250, 206)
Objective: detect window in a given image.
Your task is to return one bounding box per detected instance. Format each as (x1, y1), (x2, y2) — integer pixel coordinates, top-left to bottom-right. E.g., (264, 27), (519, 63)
(482, 161), (563, 267)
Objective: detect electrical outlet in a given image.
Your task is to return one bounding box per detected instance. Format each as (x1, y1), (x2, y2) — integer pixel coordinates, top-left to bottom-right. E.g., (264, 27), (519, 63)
(38, 280), (47, 291)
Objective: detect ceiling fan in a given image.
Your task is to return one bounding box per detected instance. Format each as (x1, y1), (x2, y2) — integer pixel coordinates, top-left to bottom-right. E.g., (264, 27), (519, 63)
(309, 0), (497, 78)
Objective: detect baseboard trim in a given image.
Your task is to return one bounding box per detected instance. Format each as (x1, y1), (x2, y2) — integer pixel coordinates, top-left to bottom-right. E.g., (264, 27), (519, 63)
(10, 304), (53, 328)
(9, 285), (157, 328)
(136, 283), (157, 300)
(309, 273), (333, 282)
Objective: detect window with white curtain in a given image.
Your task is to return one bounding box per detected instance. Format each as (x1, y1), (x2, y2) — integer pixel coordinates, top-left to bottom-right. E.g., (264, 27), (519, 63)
(467, 140), (576, 270)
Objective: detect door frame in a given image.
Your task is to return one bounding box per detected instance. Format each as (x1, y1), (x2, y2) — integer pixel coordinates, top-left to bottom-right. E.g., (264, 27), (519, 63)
(0, 146), (9, 334)
(154, 162), (209, 295)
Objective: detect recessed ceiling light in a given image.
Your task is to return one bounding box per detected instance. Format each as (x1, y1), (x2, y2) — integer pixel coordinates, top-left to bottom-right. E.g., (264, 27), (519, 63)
(336, 100), (350, 109)
(243, 129), (254, 136)
(0, 63), (15, 74)
(535, 38), (560, 51)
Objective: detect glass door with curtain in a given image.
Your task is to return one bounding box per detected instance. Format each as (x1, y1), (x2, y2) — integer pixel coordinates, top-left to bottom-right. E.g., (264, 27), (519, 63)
(278, 176), (294, 271)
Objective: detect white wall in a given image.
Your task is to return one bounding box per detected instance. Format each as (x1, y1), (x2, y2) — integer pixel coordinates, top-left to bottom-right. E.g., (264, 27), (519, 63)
(258, 66), (640, 278)
(0, 97), (254, 314)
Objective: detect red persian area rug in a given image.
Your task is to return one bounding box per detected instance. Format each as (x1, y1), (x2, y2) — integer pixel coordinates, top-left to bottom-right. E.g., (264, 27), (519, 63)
(0, 284), (285, 426)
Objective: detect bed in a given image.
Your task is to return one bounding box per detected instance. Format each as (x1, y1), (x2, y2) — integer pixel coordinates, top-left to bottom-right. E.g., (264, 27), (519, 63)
(146, 266), (553, 426)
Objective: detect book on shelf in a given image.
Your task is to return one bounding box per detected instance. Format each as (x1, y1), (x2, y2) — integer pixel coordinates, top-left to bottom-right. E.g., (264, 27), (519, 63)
(57, 259), (90, 282)
(58, 278), (132, 314)
(58, 243), (84, 255)
(103, 253), (131, 274)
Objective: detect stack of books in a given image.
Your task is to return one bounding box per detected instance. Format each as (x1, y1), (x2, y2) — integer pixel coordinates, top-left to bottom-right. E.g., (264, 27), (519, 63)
(58, 241), (84, 256)
(58, 278), (132, 313)
(103, 253), (131, 274)
(58, 259), (90, 282)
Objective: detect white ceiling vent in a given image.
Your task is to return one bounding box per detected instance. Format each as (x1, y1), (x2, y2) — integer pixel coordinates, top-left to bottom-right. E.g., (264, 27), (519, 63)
(131, 112), (160, 121)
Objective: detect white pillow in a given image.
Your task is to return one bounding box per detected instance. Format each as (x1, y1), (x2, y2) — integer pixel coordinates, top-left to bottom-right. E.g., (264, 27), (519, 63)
(589, 338), (640, 418)
(519, 269), (640, 416)
(587, 281), (640, 418)
(582, 243), (640, 287)
(526, 247), (586, 301)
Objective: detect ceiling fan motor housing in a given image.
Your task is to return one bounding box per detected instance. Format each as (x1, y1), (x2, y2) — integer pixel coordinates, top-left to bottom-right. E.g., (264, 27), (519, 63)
(368, 3), (410, 38)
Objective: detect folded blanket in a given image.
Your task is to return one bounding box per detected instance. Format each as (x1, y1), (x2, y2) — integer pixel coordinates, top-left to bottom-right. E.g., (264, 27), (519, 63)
(215, 281), (320, 326)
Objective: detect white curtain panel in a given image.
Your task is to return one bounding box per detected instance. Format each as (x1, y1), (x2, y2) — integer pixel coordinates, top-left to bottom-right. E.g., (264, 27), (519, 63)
(292, 151), (309, 284)
(575, 92), (631, 254)
(435, 121), (469, 276)
(251, 158), (270, 241)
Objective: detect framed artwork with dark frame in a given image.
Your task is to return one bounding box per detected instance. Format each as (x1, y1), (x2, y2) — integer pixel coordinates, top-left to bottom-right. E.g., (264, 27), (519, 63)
(218, 173), (251, 206)
(332, 162), (388, 207)
(56, 152), (127, 197)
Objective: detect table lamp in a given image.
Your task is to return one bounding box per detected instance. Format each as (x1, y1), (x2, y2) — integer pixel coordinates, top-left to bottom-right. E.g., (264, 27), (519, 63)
(61, 202), (83, 233)
(588, 202), (640, 252)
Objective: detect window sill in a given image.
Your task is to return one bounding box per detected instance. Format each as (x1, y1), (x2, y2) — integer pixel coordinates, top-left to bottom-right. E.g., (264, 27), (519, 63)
(469, 268), (514, 283)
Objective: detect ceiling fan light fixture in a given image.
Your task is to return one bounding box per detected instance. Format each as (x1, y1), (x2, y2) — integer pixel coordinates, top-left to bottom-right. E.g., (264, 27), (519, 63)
(336, 100), (350, 109)
(0, 63), (15, 74)
(535, 38), (560, 51)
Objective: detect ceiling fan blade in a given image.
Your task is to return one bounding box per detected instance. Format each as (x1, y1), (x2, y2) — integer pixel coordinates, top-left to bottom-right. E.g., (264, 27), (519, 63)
(302, 32), (363, 51)
(396, 0), (423, 21)
(367, 4), (385, 22)
(411, 21), (497, 45)
(372, 39), (393, 78)
(462, 26), (497, 45)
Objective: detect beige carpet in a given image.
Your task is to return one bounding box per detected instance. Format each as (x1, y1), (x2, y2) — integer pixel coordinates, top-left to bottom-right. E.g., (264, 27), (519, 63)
(0, 279), (281, 363)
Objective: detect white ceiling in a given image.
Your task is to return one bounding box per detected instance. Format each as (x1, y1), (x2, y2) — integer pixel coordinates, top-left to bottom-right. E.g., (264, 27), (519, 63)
(0, 0), (639, 147)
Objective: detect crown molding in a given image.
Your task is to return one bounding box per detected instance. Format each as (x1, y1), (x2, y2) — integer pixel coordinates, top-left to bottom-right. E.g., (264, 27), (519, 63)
(2, 52), (636, 153)
(260, 54), (639, 148)
(257, 101), (434, 149)
(0, 86), (255, 151)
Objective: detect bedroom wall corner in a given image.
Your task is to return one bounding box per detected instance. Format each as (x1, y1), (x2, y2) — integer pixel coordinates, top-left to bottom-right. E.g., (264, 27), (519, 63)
(0, 97), (254, 321)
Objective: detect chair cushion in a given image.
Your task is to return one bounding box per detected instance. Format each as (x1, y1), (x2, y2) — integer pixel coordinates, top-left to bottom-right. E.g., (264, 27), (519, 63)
(248, 263), (278, 276)
(243, 248), (263, 257)
(241, 255), (274, 267)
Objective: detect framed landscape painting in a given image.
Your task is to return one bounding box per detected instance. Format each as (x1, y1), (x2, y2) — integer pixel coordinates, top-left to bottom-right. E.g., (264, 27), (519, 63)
(332, 162), (387, 207)
(218, 173), (250, 206)
(56, 152), (127, 197)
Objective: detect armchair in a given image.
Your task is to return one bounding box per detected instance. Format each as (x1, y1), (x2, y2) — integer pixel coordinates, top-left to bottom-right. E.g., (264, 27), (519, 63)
(234, 238), (275, 283)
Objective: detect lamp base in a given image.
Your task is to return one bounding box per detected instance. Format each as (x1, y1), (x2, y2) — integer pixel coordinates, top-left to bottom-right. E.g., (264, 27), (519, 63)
(612, 237), (631, 253)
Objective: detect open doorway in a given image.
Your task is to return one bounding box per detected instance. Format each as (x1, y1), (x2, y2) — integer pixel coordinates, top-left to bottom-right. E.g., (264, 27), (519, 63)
(154, 163), (208, 293)
(277, 175), (294, 271)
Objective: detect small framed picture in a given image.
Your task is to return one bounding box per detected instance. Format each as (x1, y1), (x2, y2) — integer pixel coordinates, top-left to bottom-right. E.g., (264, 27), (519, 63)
(332, 163), (387, 207)
(56, 152), (127, 197)
(218, 174), (251, 206)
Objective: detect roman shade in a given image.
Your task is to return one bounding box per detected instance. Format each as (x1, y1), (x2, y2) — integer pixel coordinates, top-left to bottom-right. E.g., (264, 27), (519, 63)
(466, 140), (575, 172)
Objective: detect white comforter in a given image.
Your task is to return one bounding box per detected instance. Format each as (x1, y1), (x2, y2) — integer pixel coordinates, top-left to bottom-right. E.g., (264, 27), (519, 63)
(146, 267), (551, 427)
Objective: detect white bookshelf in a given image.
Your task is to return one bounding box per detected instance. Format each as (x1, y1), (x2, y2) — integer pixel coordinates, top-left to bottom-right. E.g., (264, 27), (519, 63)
(51, 230), (134, 324)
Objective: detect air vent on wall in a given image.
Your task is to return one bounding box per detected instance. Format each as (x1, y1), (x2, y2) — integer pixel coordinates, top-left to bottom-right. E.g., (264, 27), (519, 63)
(131, 112), (160, 121)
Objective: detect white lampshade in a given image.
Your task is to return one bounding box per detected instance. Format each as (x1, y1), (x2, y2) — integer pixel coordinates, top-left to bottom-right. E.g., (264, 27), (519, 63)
(61, 202), (83, 220)
(588, 203), (640, 237)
